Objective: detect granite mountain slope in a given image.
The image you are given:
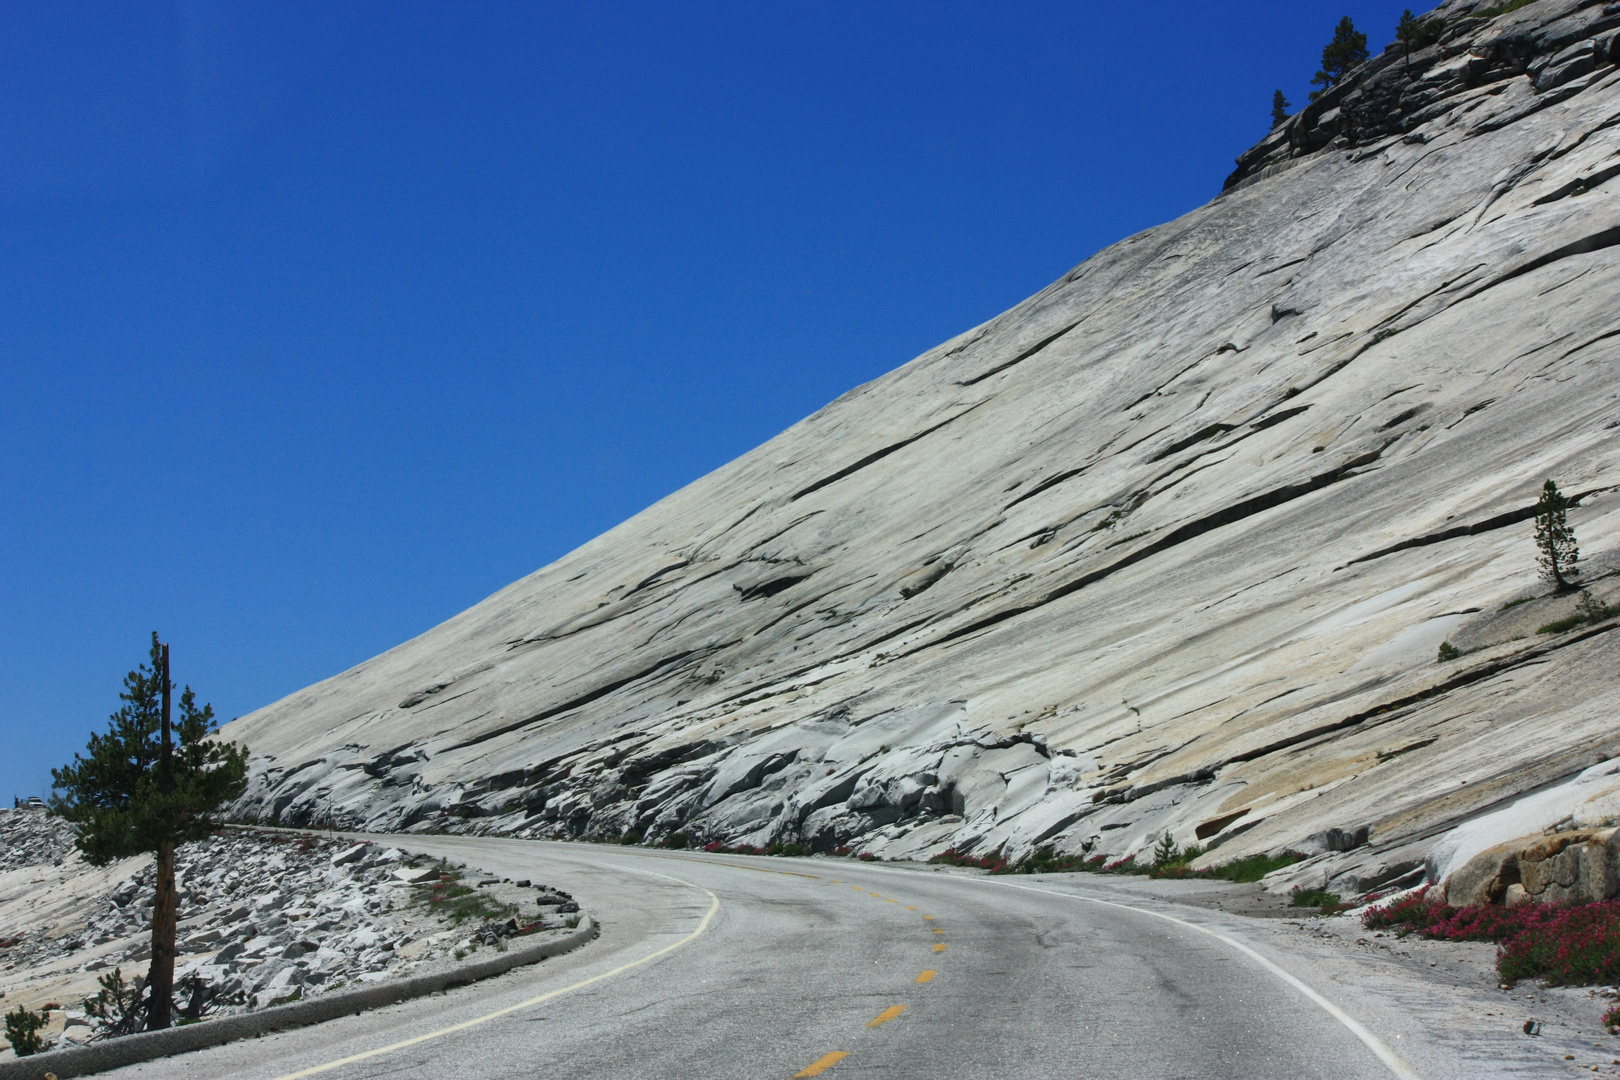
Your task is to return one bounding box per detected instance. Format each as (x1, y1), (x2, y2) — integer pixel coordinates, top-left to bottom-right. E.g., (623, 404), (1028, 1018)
(226, 0), (1620, 899)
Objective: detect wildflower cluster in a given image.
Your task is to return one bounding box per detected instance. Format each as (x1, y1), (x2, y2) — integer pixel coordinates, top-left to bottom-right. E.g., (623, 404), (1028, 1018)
(1361, 889), (1620, 986)
(1496, 903), (1620, 985)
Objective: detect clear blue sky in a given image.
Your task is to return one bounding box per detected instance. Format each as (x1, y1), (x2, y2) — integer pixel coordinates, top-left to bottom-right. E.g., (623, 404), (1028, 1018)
(1, 1), (1414, 800)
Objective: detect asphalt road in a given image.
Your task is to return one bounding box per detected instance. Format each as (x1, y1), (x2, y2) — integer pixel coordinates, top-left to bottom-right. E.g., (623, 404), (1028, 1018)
(105, 837), (1438, 1080)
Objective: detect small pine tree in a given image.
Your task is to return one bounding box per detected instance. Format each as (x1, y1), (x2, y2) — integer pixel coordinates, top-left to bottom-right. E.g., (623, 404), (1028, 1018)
(50, 636), (249, 1031)
(1395, 9), (1445, 67)
(1533, 479), (1579, 592)
(1311, 17), (1370, 99)
(1396, 9), (1421, 67)
(1152, 832), (1181, 868)
(84, 968), (150, 1038)
(3, 1005), (50, 1057)
(1272, 89), (1292, 128)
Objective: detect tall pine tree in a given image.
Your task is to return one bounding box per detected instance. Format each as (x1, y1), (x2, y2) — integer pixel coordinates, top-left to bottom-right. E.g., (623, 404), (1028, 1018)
(1396, 9), (1444, 69)
(50, 635), (248, 1030)
(1311, 17), (1369, 100)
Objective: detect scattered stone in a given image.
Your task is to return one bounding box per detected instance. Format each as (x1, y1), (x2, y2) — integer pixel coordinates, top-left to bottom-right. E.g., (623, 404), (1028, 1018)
(0, 812), (587, 1035)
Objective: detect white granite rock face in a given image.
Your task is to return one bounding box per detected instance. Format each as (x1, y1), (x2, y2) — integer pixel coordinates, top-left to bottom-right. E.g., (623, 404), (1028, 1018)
(226, 0), (1620, 898)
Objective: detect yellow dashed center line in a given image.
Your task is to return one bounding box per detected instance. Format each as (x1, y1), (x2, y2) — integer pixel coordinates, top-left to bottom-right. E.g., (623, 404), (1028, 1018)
(794, 1050), (849, 1076)
(787, 878), (943, 1078)
(867, 1005), (906, 1028)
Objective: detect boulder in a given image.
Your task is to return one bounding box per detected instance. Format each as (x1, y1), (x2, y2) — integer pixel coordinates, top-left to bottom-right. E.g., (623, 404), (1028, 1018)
(1443, 828), (1620, 906)
(1441, 840), (1522, 906)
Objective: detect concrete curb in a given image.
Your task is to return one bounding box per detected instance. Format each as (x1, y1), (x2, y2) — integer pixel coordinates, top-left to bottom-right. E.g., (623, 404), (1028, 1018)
(0, 917), (597, 1080)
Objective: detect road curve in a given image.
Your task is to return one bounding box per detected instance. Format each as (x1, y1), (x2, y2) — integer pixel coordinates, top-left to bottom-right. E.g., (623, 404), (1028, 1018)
(105, 837), (1434, 1080)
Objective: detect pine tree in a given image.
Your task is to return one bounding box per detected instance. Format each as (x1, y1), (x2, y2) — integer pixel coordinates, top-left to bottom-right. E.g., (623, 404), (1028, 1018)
(1396, 9), (1444, 69)
(1272, 89), (1292, 128)
(1311, 17), (1370, 99)
(1533, 479), (1580, 592)
(50, 635), (248, 1031)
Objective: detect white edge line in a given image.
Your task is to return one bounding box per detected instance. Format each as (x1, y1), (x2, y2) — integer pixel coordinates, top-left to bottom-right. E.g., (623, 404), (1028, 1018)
(270, 866), (720, 1080)
(986, 877), (1422, 1080)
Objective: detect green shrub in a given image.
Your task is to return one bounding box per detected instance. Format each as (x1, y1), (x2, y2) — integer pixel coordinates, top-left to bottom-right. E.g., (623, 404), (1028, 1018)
(978, 844), (1296, 882)
(84, 967), (147, 1038)
(1291, 887), (1342, 909)
(1201, 852), (1304, 883)
(1437, 641), (1461, 662)
(414, 866), (519, 926)
(1538, 591), (1613, 634)
(1476, 0), (1536, 17)
(3, 1005), (49, 1057)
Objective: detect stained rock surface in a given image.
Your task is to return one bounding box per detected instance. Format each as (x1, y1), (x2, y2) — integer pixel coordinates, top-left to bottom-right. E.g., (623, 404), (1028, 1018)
(227, 0), (1620, 900)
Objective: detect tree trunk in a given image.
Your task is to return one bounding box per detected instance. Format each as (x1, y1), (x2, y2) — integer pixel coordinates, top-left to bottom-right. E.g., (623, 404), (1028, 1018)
(146, 838), (177, 1030)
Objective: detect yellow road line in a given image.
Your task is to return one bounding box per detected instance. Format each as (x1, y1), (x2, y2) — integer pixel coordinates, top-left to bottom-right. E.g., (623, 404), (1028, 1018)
(885, 898), (897, 903)
(904, 905), (916, 911)
(867, 1005), (906, 1028)
(915, 970), (936, 983)
(933, 942), (946, 953)
(795, 1050), (849, 1076)
(270, 877), (721, 1080)
(932, 928), (944, 934)
(921, 914), (934, 920)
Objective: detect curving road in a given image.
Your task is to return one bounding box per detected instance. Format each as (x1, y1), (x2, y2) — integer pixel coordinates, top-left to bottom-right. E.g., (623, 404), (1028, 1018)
(105, 838), (1481, 1080)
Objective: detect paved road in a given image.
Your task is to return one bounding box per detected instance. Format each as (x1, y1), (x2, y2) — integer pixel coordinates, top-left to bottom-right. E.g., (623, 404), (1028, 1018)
(110, 838), (1432, 1080)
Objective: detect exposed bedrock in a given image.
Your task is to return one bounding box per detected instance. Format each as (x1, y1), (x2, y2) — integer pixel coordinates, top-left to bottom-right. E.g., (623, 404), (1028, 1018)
(228, 0), (1620, 898)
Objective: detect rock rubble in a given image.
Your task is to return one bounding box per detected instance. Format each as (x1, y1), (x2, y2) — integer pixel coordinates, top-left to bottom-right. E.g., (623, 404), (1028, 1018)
(0, 811), (582, 1053)
(0, 809), (75, 874)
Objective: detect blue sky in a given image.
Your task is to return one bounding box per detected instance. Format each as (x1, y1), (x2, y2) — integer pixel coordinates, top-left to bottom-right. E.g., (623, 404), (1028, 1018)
(1, 1), (1415, 800)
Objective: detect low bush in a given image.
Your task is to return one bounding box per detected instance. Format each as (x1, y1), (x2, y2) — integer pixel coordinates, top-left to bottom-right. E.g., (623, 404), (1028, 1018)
(1291, 887), (1342, 909)
(929, 843), (1303, 883)
(1496, 903), (1620, 985)
(930, 848), (1011, 872)
(84, 967), (148, 1038)
(1360, 885), (1444, 934)
(414, 866), (520, 926)
(1203, 852), (1304, 882)
(1361, 891), (1620, 987)
(1538, 590), (1613, 635)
